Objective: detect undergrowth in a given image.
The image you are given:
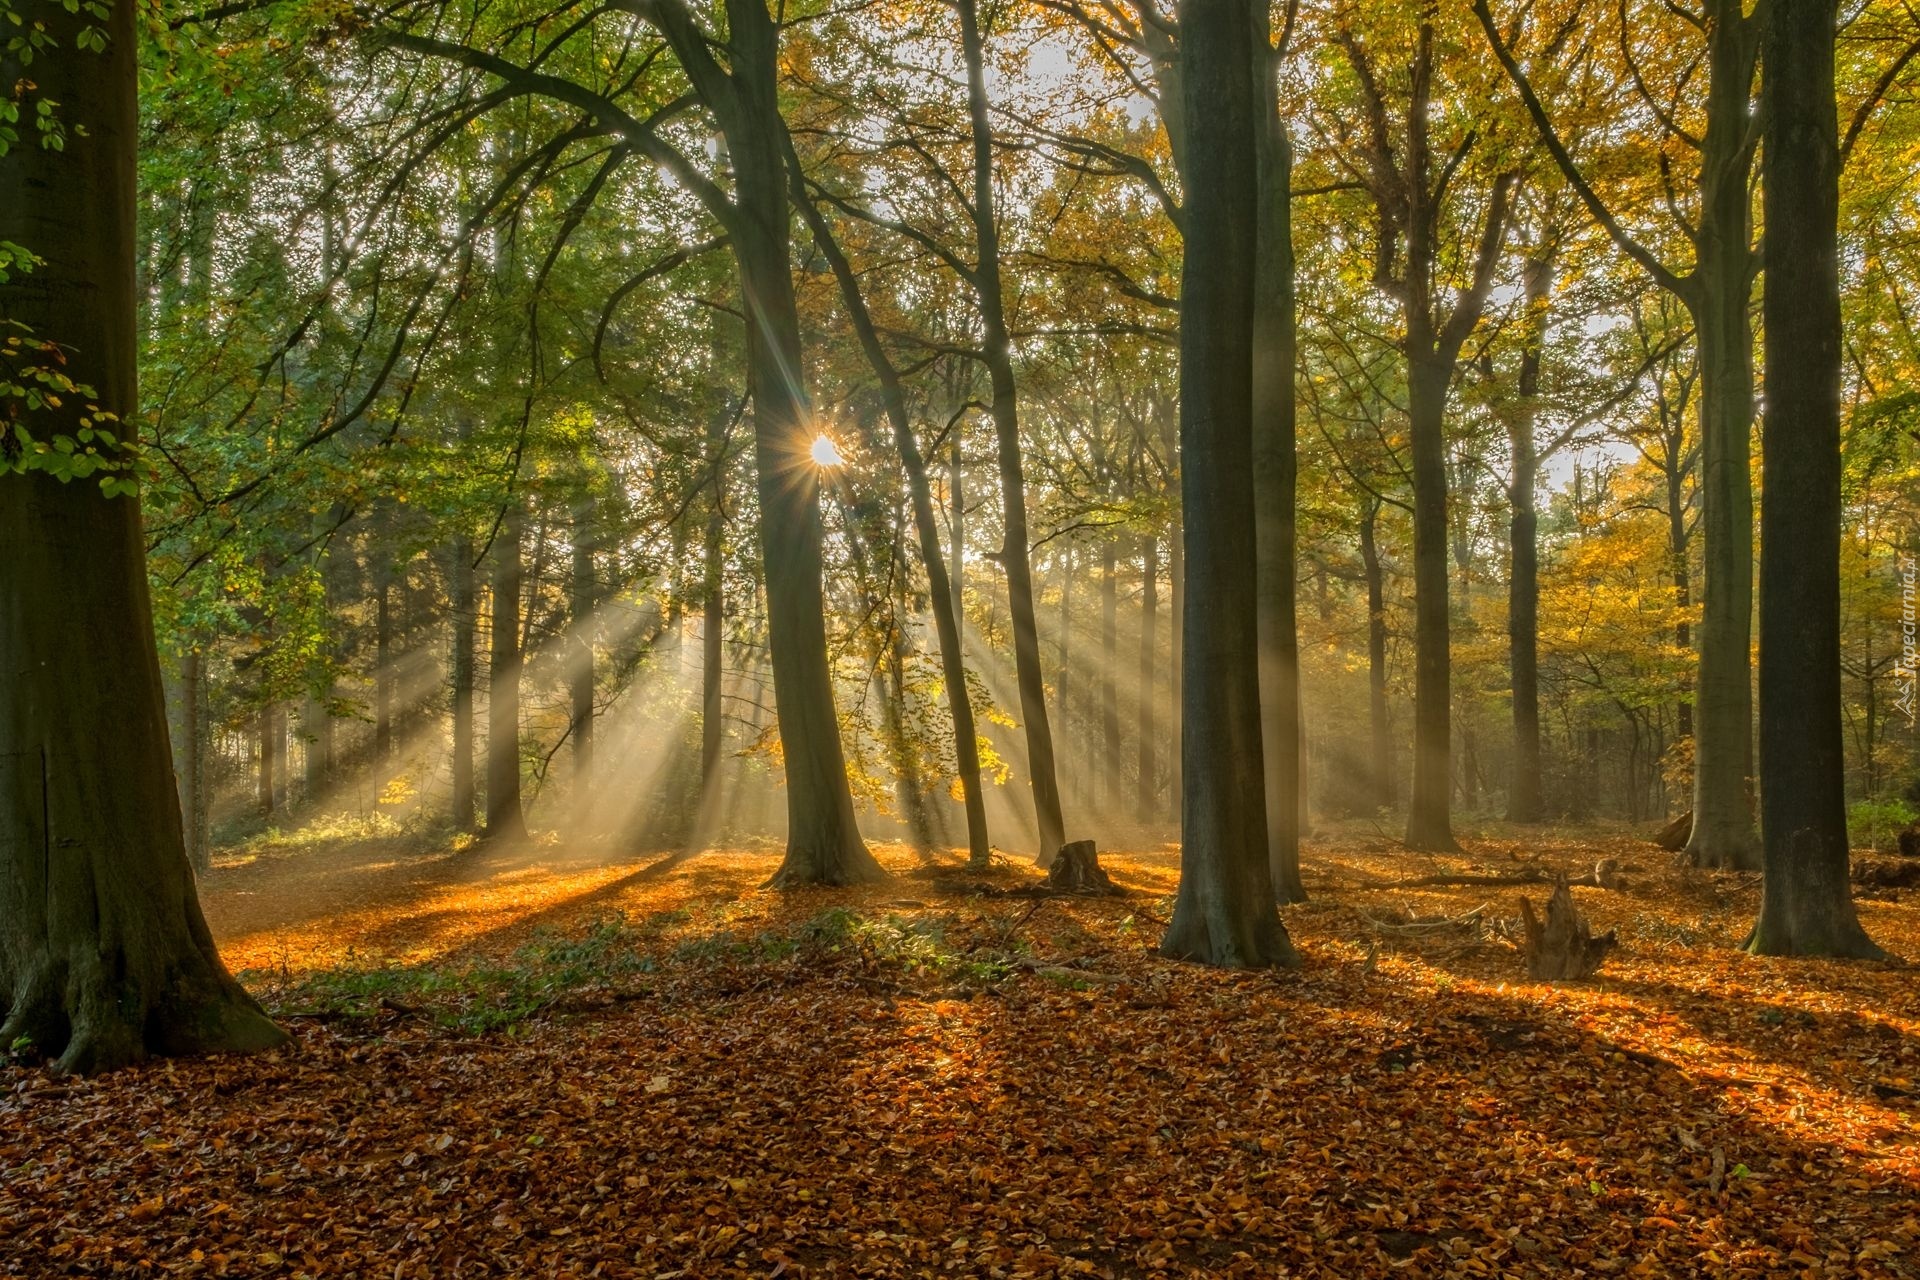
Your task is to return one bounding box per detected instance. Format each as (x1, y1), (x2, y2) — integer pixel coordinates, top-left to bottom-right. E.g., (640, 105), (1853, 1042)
(250, 906), (1026, 1035)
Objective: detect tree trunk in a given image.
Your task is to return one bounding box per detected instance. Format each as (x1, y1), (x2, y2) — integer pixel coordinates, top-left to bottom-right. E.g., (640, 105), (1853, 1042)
(780, 177), (991, 865)
(726, 0), (882, 885)
(1168, 504), (1184, 814)
(0, 0), (283, 1072)
(570, 498), (596, 833)
(374, 560), (394, 763)
(1506, 254), (1551, 822)
(1747, 0), (1881, 957)
(174, 648), (209, 872)
(1099, 539), (1120, 808)
(1359, 498), (1394, 810)
(257, 702), (277, 818)
(1160, 0), (1295, 969)
(701, 421), (728, 796)
(1253, 57), (1305, 904)
(950, 440), (965, 639)
(450, 537), (476, 832)
(1136, 533), (1159, 822)
(958, 0), (1068, 863)
(1668, 464), (1694, 744)
(1682, 0), (1763, 869)
(1405, 356), (1459, 850)
(485, 501), (529, 841)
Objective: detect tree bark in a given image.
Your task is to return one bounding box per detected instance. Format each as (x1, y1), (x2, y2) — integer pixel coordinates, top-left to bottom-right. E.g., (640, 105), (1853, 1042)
(957, 0), (1068, 863)
(1747, 0), (1882, 957)
(485, 500), (529, 841)
(1506, 252), (1552, 822)
(724, 0), (882, 885)
(1254, 45), (1305, 903)
(1159, 0), (1295, 969)
(1405, 356), (1459, 850)
(0, 0), (283, 1072)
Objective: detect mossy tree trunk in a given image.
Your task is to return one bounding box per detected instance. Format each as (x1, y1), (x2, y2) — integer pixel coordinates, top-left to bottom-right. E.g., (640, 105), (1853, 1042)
(0, 0), (284, 1073)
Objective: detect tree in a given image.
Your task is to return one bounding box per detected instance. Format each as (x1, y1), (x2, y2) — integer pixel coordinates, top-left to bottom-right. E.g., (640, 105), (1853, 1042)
(0, 0), (284, 1073)
(1328, 11), (1516, 850)
(1160, 0), (1295, 969)
(1477, 0), (1763, 868)
(1746, 0), (1883, 958)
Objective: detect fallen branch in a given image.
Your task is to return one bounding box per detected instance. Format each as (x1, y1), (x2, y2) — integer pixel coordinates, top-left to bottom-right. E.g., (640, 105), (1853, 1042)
(1393, 859), (1622, 891)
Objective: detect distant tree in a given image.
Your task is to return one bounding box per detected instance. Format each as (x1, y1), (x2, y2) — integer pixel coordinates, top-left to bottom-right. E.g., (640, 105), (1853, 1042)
(0, 0), (284, 1072)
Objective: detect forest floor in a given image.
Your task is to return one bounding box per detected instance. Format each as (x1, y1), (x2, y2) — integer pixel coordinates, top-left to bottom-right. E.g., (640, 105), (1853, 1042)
(5, 823), (1920, 1278)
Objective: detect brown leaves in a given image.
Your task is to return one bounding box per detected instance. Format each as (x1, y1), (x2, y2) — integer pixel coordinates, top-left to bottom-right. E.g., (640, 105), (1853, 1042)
(2, 836), (1917, 1278)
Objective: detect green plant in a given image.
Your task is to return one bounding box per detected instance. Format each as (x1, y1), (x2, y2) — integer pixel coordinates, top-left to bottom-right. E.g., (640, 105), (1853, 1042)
(1848, 799), (1917, 852)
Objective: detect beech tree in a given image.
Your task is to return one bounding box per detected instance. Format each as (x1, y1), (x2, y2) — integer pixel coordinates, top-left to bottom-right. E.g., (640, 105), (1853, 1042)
(1747, 0), (1882, 958)
(0, 0), (285, 1073)
(1159, 0), (1294, 968)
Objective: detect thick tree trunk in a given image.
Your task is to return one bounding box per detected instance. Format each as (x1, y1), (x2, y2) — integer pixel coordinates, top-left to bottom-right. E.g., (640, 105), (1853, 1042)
(485, 501), (529, 841)
(1254, 72), (1305, 903)
(958, 0), (1068, 863)
(570, 498), (596, 833)
(1160, 0), (1295, 969)
(0, 0), (283, 1072)
(1747, 0), (1882, 958)
(1405, 357), (1458, 850)
(1360, 498), (1394, 811)
(450, 536), (477, 832)
(727, 0), (882, 885)
(1136, 534), (1159, 822)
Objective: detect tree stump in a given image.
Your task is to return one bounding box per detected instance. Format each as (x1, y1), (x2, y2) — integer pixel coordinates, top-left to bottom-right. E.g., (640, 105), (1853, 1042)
(1653, 811), (1693, 852)
(1046, 840), (1123, 896)
(1896, 827), (1920, 859)
(1519, 874), (1616, 981)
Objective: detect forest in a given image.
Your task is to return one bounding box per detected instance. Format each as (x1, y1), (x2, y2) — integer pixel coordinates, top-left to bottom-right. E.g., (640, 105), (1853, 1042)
(4, 0), (1920, 1273)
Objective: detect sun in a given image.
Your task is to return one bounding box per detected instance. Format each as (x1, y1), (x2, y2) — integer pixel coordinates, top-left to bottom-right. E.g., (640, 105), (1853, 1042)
(810, 434), (846, 468)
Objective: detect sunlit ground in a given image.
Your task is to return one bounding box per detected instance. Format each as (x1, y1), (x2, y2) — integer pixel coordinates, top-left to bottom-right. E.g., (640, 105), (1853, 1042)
(6, 823), (1919, 1278)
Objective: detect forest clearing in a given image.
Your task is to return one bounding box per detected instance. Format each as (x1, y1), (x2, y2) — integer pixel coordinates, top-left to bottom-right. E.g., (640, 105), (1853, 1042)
(4, 828), (1919, 1278)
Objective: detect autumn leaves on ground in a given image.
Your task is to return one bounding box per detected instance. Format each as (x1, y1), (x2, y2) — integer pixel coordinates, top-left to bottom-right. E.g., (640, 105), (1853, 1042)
(1, 829), (1914, 1279)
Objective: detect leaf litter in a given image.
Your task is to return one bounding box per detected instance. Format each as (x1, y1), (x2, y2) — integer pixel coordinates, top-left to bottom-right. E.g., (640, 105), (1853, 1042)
(3, 831), (1918, 1278)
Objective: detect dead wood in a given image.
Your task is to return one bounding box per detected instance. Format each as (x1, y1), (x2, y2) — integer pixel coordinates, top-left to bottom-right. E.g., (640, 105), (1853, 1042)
(1520, 874), (1617, 981)
(1394, 859), (1621, 891)
(1654, 811), (1693, 852)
